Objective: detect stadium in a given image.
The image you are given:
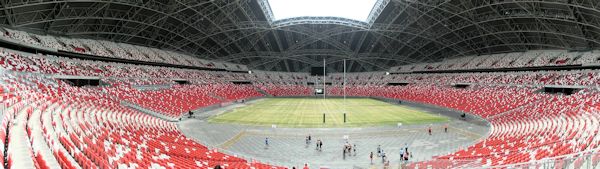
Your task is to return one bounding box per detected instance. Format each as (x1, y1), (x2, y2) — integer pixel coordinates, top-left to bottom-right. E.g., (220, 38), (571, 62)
(0, 0), (599, 168)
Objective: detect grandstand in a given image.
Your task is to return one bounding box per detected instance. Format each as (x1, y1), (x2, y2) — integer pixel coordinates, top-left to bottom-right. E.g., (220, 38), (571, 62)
(0, 0), (599, 169)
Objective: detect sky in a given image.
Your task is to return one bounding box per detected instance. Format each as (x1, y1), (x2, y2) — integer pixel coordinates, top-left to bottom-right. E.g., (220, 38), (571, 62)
(267, 0), (379, 22)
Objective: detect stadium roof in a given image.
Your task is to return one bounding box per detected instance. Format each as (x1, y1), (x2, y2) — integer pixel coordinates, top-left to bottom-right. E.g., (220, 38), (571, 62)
(1, 0), (600, 72)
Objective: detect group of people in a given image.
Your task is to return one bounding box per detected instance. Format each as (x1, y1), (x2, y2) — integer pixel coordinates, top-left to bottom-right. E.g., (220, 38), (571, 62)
(315, 139), (323, 151)
(369, 143), (412, 165)
(268, 134), (423, 167)
(399, 143), (411, 162)
(375, 145), (387, 163)
(428, 123), (450, 135)
(305, 134), (324, 152)
(342, 143), (356, 159)
(370, 145), (390, 168)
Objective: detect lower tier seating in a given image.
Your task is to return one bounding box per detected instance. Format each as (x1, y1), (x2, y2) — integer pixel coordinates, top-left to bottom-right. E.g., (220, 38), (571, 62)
(256, 84), (312, 96)
(0, 73), (284, 169)
(255, 84), (599, 167)
(370, 85), (600, 168)
(104, 83), (262, 118)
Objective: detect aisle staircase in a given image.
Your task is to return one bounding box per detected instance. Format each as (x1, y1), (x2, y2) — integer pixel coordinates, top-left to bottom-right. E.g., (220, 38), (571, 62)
(120, 101), (179, 122)
(253, 86), (272, 97)
(208, 94), (227, 101)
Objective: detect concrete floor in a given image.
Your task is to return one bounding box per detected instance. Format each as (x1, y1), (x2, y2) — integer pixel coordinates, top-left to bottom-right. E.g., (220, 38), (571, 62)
(178, 99), (489, 169)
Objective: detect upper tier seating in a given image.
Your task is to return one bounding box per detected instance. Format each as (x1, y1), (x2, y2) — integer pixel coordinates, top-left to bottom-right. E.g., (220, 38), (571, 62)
(58, 37), (95, 55)
(390, 50), (598, 72)
(0, 28), (248, 71)
(0, 48), (254, 80)
(386, 70), (600, 87)
(1, 28), (599, 73)
(33, 34), (69, 51)
(573, 52), (600, 65)
(78, 39), (113, 57)
(1, 28), (41, 46)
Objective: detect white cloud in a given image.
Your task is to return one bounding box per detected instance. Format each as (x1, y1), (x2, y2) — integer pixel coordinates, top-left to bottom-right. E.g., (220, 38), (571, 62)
(267, 0), (379, 22)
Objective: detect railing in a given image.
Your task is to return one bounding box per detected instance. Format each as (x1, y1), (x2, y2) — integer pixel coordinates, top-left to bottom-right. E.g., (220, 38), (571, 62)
(132, 84), (173, 91)
(120, 101), (179, 122)
(484, 149), (600, 169)
(405, 149), (600, 169)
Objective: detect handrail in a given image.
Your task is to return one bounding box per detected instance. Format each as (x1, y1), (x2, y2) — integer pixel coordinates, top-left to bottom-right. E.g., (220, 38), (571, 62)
(480, 148), (600, 169)
(120, 101), (179, 122)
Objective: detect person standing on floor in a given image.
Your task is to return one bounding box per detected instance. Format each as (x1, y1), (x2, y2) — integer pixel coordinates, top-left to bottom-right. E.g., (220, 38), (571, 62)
(265, 137), (269, 148)
(377, 145), (381, 157)
(428, 126), (432, 135)
(305, 136), (309, 146)
(342, 146), (346, 160)
(316, 139), (319, 150)
(399, 148), (405, 161)
(369, 152), (373, 164)
(347, 144), (352, 155)
(444, 123), (448, 133)
(319, 140), (323, 151)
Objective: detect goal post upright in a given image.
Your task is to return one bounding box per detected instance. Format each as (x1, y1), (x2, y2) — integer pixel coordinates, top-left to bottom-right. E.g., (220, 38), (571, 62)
(323, 58), (326, 123)
(343, 59), (346, 123)
(323, 58), (326, 100)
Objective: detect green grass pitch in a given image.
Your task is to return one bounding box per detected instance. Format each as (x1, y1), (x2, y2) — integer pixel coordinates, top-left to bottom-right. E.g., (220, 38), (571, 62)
(208, 98), (448, 127)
